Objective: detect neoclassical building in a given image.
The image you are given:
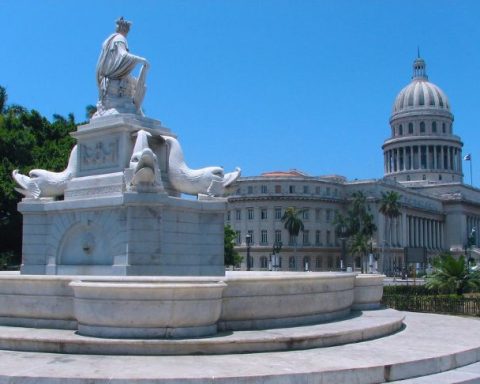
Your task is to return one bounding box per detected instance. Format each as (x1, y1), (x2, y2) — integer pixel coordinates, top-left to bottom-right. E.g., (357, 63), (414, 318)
(225, 56), (480, 274)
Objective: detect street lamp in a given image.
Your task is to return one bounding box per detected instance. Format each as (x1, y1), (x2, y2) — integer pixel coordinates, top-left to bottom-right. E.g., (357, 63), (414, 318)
(271, 241), (283, 271)
(246, 234), (252, 271)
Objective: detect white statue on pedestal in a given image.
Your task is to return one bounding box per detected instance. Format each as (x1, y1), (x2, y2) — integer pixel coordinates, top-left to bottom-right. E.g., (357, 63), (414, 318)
(93, 17), (149, 118)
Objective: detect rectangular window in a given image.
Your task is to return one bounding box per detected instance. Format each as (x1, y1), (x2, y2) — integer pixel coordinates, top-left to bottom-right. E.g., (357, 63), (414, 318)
(226, 211), (231, 221)
(315, 230), (322, 245)
(289, 185), (295, 193)
(303, 230), (310, 245)
(275, 185), (281, 193)
(275, 207), (282, 220)
(247, 208), (254, 220)
(275, 230), (282, 243)
(261, 185), (268, 194)
(303, 185), (309, 194)
(315, 186), (321, 194)
(315, 208), (321, 222)
(261, 230), (268, 244)
(289, 256), (296, 270)
(302, 208), (310, 220)
(326, 187), (331, 196)
(235, 209), (241, 220)
(247, 186), (253, 194)
(247, 230), (254, 245)
(326, 230), (331, 246)
(315, 256), (322, 269)
(235, 231), (241, 245)
(261, 208), (268, 220)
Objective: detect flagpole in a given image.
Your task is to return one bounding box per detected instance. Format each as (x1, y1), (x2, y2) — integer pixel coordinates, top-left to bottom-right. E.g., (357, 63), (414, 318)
(470, 157), (473, 186)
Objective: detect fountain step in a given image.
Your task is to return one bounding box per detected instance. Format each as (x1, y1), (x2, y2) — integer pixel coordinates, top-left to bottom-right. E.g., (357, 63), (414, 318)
(0, 308), (403, 355)
(0, 312), (479, 383)
(389, 361), (480, 383)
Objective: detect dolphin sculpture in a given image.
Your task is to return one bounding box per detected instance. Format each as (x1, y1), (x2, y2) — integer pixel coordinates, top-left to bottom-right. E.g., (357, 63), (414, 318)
(162, 135), (241, 197)
(129, 129), (160, 186)
(12, 145), (78, 199)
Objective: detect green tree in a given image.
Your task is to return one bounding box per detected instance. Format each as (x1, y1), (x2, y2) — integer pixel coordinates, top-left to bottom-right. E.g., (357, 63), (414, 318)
(379, 191), (401, 246)
(86, 105), (97, 119)
(224, 225), (242, 267)
(281, 207), (305, 248)
(0, 86), (77, 265)
(426, 253), (480, 295)
(334, 191), (377, 272)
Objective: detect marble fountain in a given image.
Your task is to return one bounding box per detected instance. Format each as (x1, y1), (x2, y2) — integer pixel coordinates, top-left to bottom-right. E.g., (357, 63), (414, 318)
(8, 17), (474, 384)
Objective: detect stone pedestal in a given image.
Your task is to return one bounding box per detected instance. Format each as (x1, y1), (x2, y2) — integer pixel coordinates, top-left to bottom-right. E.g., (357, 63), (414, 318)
(19, 115), (226, 276)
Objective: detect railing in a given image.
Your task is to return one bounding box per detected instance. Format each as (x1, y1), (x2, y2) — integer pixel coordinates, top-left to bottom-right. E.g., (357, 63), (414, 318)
(382, 295), (480, 317)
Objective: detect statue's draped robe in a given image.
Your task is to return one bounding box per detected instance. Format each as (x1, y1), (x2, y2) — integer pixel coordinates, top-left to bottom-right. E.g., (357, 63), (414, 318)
(96, 33), (138, 97)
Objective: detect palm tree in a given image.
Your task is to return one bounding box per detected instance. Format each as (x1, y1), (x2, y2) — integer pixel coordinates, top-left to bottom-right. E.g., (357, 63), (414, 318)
(426, 253), (480, 295)
(281, 207), (305, 251)
(379, 191), (401, 275)
(379, 191), (401, 246)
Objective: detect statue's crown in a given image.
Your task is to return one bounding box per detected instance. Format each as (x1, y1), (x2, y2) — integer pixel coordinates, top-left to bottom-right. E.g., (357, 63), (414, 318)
(115, 17), (132, 33)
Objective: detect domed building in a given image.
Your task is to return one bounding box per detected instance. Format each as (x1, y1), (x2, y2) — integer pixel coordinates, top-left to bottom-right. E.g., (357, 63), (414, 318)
(226, 55), (480, 275)
(383, 56), (463, 184)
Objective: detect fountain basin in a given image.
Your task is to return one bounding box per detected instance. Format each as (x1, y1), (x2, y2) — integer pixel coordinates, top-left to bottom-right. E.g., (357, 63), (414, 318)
(220, 271), (356, 330)
(70, 280), (226, 338)
(353, 274), (385, 310)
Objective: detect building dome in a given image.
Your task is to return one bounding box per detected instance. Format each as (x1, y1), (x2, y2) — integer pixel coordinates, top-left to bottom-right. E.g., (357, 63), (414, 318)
(392, 57), (450, 115)
(383, 55), (463, 185)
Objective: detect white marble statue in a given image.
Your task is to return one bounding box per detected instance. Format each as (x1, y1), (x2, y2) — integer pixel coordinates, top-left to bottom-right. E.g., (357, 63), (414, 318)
(128, 130), (161, 188)
(162, 136), (241, 197)
(93, 17), (149, 118)
(12, 146), (78, 199)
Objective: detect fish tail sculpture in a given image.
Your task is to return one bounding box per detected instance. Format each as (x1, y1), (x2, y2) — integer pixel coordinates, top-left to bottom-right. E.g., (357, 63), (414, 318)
(162, 135), (241, 197)
(12, 145), (78, 199)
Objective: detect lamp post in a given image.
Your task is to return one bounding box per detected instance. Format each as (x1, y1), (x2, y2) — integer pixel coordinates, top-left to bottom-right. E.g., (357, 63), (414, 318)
(271, 241), (283, 271)
(246, 234), (252, 271)
(467, 227), (476, 269)
(339, 225), (347, 271)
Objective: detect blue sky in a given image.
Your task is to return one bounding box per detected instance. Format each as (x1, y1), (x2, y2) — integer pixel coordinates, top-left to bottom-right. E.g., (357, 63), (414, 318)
(2, 0), (480, 183)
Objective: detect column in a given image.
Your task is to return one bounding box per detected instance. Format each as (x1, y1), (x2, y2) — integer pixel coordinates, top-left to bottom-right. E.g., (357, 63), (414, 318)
(433, 146), (437, 169)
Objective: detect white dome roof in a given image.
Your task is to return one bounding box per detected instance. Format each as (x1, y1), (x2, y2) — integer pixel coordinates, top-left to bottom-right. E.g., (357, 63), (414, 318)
(392, 58), (450, 114)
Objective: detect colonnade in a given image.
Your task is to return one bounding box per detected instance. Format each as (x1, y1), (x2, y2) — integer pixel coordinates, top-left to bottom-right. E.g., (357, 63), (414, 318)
(406, 215), (443, 249)
(384, 145), (462, 174)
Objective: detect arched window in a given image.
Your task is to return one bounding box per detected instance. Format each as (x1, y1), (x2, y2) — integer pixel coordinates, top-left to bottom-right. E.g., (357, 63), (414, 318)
(398, 125), (403, 135)
(420, 122), (425, 133)
(442, 123), (446, 133)
(408, 123), (413, 134)
(432, 121), (437, 133)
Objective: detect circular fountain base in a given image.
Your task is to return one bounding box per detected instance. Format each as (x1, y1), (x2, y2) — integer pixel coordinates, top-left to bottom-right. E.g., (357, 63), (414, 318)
(0, 308), (403, 355)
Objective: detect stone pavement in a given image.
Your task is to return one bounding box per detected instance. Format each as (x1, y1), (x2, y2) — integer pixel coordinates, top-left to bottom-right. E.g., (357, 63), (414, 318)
(0, 311), (478, 383)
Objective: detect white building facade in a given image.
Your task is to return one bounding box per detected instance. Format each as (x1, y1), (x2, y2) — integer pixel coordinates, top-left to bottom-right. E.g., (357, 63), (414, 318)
(226, 56), (480, 275)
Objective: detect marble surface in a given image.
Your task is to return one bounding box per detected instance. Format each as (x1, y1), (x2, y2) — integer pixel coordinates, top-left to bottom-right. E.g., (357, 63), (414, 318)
(0, 312), (478, 383)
